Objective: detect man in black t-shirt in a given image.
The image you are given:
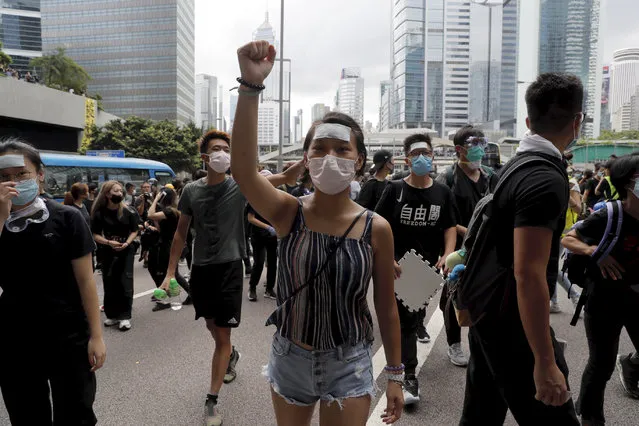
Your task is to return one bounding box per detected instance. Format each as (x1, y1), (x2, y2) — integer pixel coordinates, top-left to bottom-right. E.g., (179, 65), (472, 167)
(357, 149), (394, 210)
(562, 153), (639, 422)
(459, 73), (582, 425)
(436, 125), (497, 368)
(246, 204), (278, 301)
(377, 134), (457, 406)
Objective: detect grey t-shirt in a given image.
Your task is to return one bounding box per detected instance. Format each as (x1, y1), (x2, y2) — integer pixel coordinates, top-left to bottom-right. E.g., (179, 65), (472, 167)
(178, 177), (246, 266)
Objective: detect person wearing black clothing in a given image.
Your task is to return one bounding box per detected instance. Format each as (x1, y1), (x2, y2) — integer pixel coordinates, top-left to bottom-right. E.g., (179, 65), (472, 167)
(290, 169), (313, 197)
(595, 160), (620, 201)
(0, 140), (106, 426)
(459, 73), (583, 425)
(246, 204), (278, 301)
(584, 164), (603, 210)
(147, 188), (191, 311)
(91, 180), (140, 331)
(377, 133), (457, 406)
(436, 125), (497, 367)
(357, 149), (394, 210)
(64, 182), (91, 227)
(562, 153), (639, 424)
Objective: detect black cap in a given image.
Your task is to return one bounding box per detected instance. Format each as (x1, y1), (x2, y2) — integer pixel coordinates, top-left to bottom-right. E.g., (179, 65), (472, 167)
(373, 150), (392, 166)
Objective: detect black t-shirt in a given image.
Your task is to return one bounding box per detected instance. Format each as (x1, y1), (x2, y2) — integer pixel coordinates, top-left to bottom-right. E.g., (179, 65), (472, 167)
(585, 178), (601, 207)
(91, 205), (140, 243)
(71, 203), (91, 227)
(0, 200), (96, 346)
(577, 208), (639, 288)
(158, 207), (179, 245)
(135, 195), (152, 221)
(247, 205), (274, 238)
(492, 154), (569, 294)
(357, 178), (389, 210)
(376, 180), (457, 264)
(290, 185), (312, 198)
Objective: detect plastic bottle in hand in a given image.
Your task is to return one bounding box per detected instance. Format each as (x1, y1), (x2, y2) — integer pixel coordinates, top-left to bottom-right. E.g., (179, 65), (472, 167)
(168, 278), (182, 311)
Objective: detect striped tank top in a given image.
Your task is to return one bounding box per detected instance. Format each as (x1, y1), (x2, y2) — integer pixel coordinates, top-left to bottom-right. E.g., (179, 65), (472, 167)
(266, 201), (375, 350)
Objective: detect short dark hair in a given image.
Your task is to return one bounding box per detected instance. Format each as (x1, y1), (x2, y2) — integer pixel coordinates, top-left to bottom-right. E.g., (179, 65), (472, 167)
(609, 153), (639, 199)
(0, 137), (43, 171)
(584, 169), (593, 179)
(303, 112), (367, 174)
(403, 133), (433, 156)
(125, 182), (135, 191)
(193, 169), (207, 180)
(525, 73), (584, 134)
(200, 129), (231, 154)
(453, 125), (484, 148)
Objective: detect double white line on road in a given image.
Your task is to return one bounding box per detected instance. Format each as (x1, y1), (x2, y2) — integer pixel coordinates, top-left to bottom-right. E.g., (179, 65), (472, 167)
(367, 309), (446, 425)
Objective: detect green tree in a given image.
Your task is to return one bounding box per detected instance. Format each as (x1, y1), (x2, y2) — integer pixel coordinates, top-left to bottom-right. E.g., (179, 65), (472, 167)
(598, 129), (639, 141)
(81, 117), (201, 173)
(29, 47), (91, 94)
(0, 42), (12, 69)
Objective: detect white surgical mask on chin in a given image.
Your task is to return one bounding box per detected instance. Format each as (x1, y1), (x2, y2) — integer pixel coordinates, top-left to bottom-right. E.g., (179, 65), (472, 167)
(208, 151), (230, 173)
(308, 155), (356, 195)
(464, 159), (482, 170)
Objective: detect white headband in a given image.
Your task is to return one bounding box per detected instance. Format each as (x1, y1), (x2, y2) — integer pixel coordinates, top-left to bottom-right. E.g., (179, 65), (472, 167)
(409, 142), (430, 153)
(0, 154), (25, 170)
(313, 123), (351, 142)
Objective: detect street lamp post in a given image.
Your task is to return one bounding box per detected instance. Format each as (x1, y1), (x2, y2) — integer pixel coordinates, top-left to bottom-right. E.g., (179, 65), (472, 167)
(278, 0), (285, 172)
(471, 0), (513, 123)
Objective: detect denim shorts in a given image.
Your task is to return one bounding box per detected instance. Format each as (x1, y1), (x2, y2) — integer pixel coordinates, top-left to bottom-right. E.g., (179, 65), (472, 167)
(264, 333), (377, 407)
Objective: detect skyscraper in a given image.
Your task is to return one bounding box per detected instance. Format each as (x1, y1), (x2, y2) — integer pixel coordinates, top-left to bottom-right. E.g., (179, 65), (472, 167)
(252, 12), (291, 146)
(379, 80), (392, 131)
(537, 0), (603, 138)
(294, 109), (303, 143)
(601, 65), (611, 132)
(335, 67), (364, 127)
(609, 48), (639, 131)
(195, 74), (217, 131)
(311, 103), (330, 122)
(229, 94), (238, 132)
(0, 0), (42, 73)
(41, 0), (195, 125)
(390, 0), (471, 136)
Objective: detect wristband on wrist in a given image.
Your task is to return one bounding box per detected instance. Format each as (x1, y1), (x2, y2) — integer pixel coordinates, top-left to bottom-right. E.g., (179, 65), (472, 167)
(236, 77), (265, 91)
(384, 364), (405, 372)
(385, 372), (405, 384)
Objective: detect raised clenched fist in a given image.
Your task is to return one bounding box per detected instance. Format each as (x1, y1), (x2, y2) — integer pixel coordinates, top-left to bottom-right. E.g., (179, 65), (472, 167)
(236, 40), (276, 86)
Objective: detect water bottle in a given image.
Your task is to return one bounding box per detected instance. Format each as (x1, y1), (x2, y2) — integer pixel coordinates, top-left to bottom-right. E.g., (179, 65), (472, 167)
(168, 278), (182, 311)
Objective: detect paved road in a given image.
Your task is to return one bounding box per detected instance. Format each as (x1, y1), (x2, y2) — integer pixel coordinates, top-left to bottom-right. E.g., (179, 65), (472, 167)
(0, 262), (636, 425)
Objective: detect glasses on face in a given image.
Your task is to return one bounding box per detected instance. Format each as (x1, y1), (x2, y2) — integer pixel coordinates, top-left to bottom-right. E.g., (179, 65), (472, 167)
(0, 170), (33, 183)
(575, 112), (587, 125)
(465, 136), (489, 148)
(409, 150), (433, 159)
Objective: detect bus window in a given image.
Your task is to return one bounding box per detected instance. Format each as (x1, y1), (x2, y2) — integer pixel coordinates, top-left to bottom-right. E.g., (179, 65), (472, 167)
(105, 168), (150, 188)
(154, 171), (174, 186)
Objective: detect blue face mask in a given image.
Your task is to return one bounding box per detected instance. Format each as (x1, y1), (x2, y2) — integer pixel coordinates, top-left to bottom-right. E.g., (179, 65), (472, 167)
(13, 178), (40, 206)
(465, 146), (485, 162)
(410, 155), (432, 176)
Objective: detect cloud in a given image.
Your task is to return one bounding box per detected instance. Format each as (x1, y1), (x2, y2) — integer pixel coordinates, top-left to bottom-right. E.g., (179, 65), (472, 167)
(195, 0), (639, 134)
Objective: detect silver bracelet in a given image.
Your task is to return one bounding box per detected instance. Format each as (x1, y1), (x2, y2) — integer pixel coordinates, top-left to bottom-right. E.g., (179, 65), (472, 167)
(385, 372), (405, 384)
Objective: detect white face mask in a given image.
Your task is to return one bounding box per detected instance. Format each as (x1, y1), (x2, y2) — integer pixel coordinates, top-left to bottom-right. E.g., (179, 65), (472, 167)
(208, 151), (230, 174)
(466, 160), (482, 170)
(308, 155), (356, 195)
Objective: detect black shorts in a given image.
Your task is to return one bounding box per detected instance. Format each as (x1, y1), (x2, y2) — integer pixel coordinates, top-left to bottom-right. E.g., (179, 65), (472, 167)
(190, 260), (243, 327)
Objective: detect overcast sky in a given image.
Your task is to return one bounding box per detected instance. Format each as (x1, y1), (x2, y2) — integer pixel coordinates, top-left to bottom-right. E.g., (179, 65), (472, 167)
(194, 0), (639, 135)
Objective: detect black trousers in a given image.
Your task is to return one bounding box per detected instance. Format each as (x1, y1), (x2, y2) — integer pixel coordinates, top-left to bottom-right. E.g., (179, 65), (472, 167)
(577, 282), (639, 423)
(0, 342), (97, 426)
(147, 242), (190, 293)
(460, 306), (579, 426)
(397, 298), (426, 376)
(249, 233), (277, 292)
(102, 246), (135, 320)
(440, 282), (462, 346)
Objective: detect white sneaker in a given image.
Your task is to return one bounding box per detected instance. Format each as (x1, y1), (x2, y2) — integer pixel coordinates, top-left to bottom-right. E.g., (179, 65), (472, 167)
(104, 318), (119, 327)
(448, 343), (469, 367)
(205, 397), (223, 426)
(118, 320), (131, 331)
(570, 293), (581, 308)
(550, 301), (562, 313)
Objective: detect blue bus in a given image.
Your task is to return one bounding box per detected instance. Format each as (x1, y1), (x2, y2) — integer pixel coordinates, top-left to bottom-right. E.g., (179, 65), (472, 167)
(41, 153), (176, 200)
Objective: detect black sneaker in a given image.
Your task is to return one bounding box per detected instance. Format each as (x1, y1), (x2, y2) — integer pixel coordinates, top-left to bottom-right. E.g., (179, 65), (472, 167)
(152, 303), (171, 312)
(617, 353), (639, 399)
(244, 267), (253, 277)
(223, 347), (241, 384)
(403, 374), (420, 405)
(248, 288), (257, 301)
(417, 325), (431, 343)
(264, 289), (277, 300)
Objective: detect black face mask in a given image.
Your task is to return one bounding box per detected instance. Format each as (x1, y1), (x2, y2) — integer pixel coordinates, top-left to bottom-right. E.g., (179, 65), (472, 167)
(110, 195), (123, 204)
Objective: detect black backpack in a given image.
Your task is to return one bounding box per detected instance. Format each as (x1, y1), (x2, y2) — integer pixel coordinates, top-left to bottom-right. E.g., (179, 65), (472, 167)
(451, 154), (566, 326)
(561, 200), (624, 325)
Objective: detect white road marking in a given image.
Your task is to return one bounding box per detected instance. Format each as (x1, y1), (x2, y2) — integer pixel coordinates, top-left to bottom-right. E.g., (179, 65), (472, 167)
(133, 289), (155, 299)
(367, 308), (446, 425)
